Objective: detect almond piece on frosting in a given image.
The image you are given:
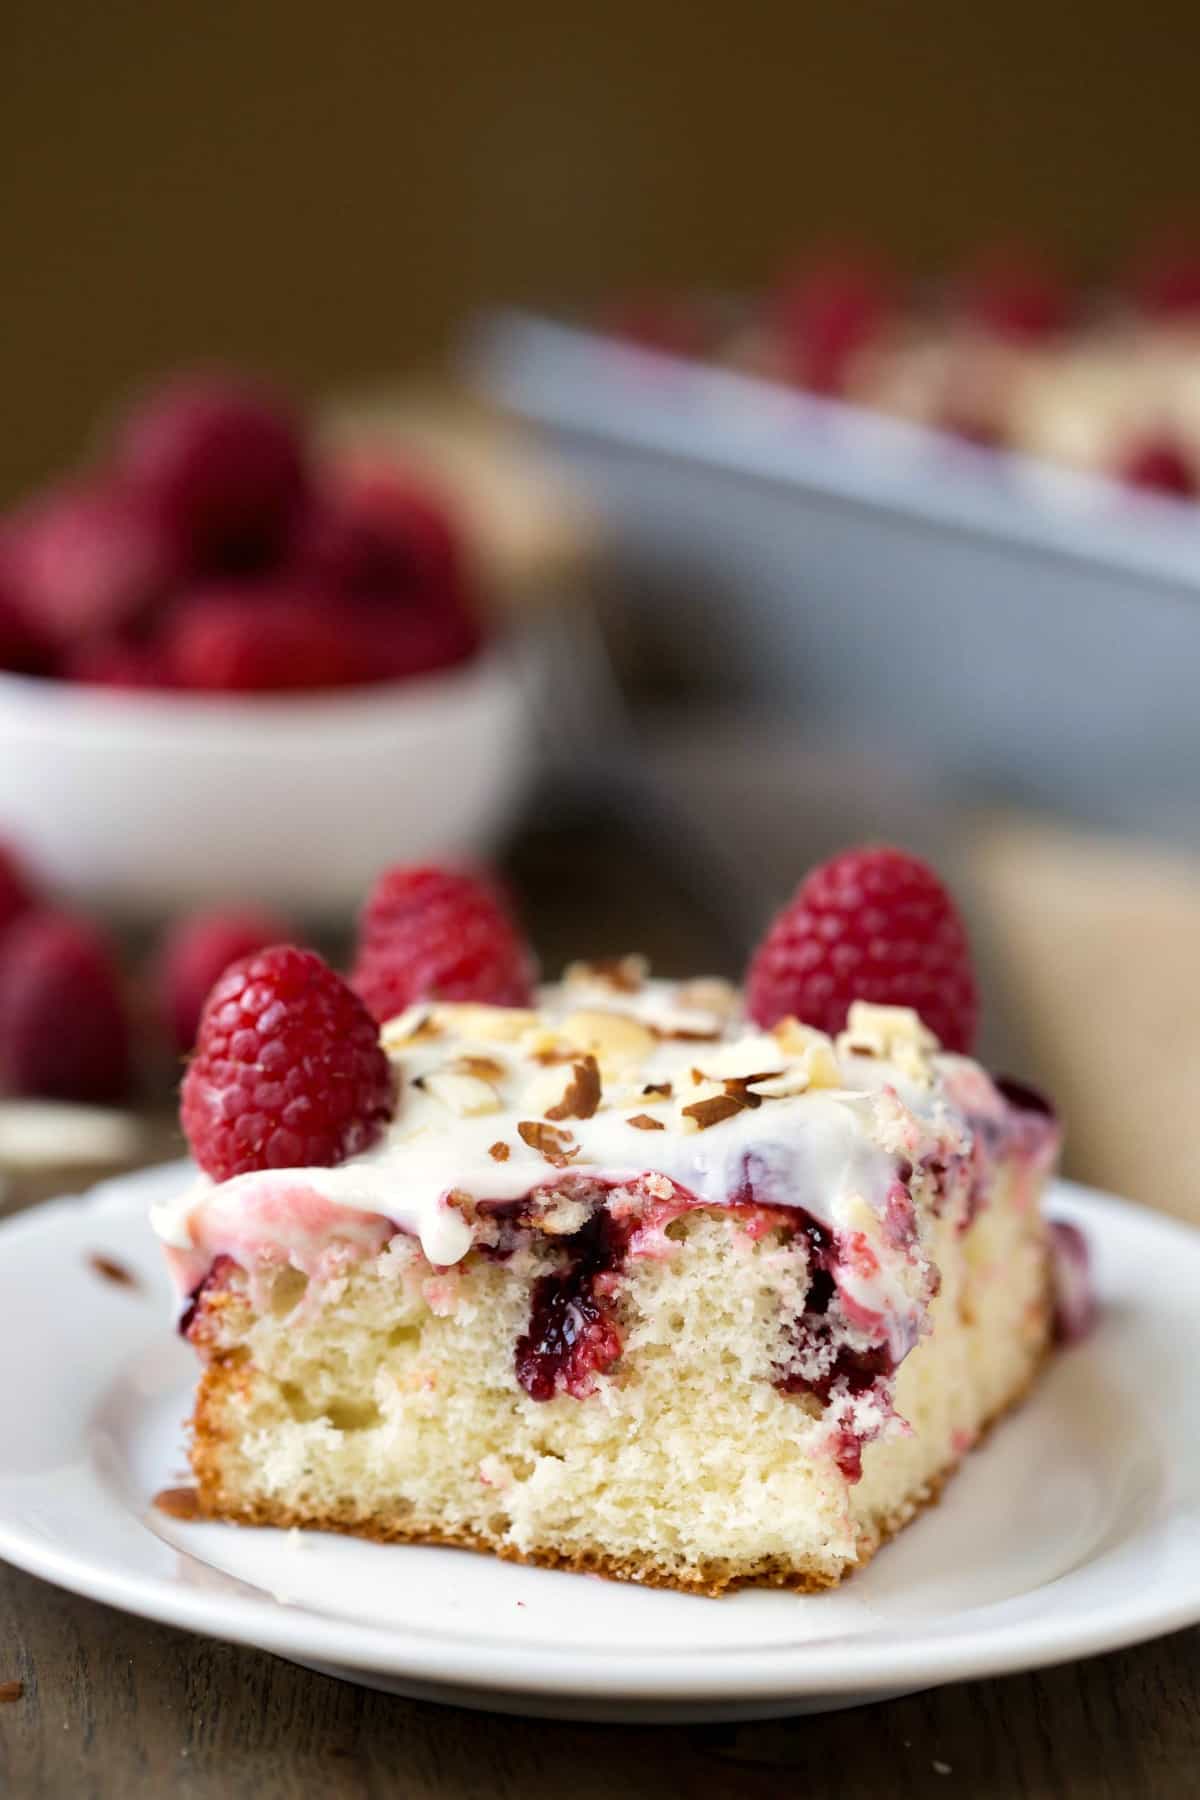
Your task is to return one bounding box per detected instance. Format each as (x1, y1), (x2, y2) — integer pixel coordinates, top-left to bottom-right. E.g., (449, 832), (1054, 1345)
(545, 1055), (602, 1121)
(770, 1018), (842, 1085)
(416, 1070), (502, 1117)
(431, 1004), (539, 1043)
(680, 1083), (751, 1132)
(836, 1002), (939, 1085)
(381, 1004), (441, 1049)
(517, 1119), (578, 1166)
(558, 1009), (656, 1076)
(564, 954), (648, 994)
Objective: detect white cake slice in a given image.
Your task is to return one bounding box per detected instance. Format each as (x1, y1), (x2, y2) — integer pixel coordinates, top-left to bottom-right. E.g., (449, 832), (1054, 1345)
(155, 962), (1058, 1593)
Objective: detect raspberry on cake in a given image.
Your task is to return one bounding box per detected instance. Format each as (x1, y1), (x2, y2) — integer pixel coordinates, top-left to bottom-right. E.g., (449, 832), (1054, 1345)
(156, 856), (1063, 1595)
(747, 846), (979, 1051)
(350, 863), (537, 1025)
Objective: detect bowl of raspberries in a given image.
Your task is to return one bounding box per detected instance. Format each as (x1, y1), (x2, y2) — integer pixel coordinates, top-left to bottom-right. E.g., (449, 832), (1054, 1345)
(0, 373), (540, 916)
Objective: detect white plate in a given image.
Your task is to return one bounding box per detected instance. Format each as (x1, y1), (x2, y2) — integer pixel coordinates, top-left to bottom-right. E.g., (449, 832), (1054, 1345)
(1, 1165), (1196, 1723)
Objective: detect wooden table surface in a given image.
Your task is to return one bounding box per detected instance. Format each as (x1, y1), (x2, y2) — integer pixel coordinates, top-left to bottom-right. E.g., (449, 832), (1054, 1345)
(2, 819), (1199, 1798)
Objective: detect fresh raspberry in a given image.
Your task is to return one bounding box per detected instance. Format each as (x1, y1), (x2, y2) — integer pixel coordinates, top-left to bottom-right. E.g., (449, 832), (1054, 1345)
(956, 247), (1072, 342)
(118, 373), (310, 575)
(1125, 237), (1200, 320)
(181, 944), (394, 1181)
(349, 592), (482, 683)
(1, 481), (173, 650)
(0, 912), (132, 1102)
(746, 847), (979, 1052)
(164, 583), (365, 692)
(156, 908), (292, 1053)
(67, 637), (175, 689)
(1118, 435), (1197, 499)
(773, 255), (894, 395)
(299, 463), (463, 602)
(296, 465), (484, 679)
(0, 843), (37, 943)
(0, 564), (55, 676)
(351, 865), (537, 1024)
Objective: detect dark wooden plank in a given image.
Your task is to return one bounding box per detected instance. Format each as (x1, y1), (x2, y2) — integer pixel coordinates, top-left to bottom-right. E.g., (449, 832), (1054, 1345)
(3, 1555), (1200, 1799)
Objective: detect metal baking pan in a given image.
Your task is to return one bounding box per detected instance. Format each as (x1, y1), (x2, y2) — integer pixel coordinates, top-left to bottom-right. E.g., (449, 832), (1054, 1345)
(469, 311), (1200, 843)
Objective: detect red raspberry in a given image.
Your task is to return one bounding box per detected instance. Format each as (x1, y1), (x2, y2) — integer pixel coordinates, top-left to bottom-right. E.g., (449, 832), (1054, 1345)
(773, 254), (894, 395)
(299, 463), (463, 601)
(956, 247), (1072, 342)
(0, 912), (132, 1102)
(156, 908), (292, 1053)
(1, 481), (173, 650)
(349, 593), (482, 683)
(1118, 435), (1197, 499)
(351, 865), (537, 1024)
(118, 373), (310, 575)
(67, 637), (175, 689)
(181, 944), (394, 1181)
(0, 558), (56, 676)
(1125, 237), (1200, 320)
(164, 583), (365, 692)
(0, 843), (37, 943)
(746, 847), (979, 1052)
(296, 466), (483, 680)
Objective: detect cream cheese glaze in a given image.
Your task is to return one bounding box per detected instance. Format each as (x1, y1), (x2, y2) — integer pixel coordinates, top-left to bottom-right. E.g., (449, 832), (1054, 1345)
(152, 966), (1003, 1341)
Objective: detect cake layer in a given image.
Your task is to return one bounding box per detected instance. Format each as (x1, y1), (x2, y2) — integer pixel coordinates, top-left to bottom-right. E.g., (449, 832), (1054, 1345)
(185, 1156), (1050, 1592)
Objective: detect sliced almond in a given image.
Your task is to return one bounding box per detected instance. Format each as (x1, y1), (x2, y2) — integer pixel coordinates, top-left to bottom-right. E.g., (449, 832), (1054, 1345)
(520, 1025), (576, 1063)
(523, 1062), (578, 1119)
(747, 1067), (811, 1100)
(431, 1004), (539, 1043)
(546, 1055), (602, 1121)
(564, 954), (647, 994)
(626, 1112), (666, 1131)
(416, 1070), (502, 1117)
(380, 1004), (441, 1048)
(451, 1053), (507, 1082)
(769, 1019), (842, 1089)
(680, 1089), (750, 1132)
(558, 1008), (655, 1075)
(676, 977), (738, 1019)
(689, 1034), (782, 1081)
(517, 1119), (578, 1166)
(488, 1140), (511, 1162)
(836, 1002), (939, 1076)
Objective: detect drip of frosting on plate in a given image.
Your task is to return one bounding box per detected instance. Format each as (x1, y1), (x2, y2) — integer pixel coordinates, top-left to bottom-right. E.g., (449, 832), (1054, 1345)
(151, 962), (981, 1330)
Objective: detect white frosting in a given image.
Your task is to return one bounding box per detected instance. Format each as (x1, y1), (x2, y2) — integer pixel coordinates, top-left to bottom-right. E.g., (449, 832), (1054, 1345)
(152, 976), (979, 1344)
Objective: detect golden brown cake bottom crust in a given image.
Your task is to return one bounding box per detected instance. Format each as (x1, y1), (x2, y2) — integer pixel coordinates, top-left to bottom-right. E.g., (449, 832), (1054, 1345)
(186, 1331), (1050, 1598)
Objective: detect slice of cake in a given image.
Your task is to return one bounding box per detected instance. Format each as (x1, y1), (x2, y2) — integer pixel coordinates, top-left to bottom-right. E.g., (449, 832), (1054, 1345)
(155, 850), (1063, 1594)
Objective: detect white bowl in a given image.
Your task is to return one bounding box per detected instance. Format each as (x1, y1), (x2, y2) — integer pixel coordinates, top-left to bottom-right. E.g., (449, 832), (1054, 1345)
(0, 641), (541, 919)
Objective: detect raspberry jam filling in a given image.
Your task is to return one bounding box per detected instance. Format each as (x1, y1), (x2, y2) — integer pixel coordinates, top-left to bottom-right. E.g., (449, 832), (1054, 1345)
(514, 1209), (629, 1402)
(776, 1210), (897, 1401)
(487, 1176), (910, 1445)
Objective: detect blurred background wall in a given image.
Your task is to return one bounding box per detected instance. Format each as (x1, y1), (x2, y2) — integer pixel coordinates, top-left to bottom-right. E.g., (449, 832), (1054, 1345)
(3, 0), (1200, 499)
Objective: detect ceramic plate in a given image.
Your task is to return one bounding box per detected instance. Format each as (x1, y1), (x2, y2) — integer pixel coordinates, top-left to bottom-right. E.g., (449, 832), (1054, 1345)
(0, 1164), (1196, 1723)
